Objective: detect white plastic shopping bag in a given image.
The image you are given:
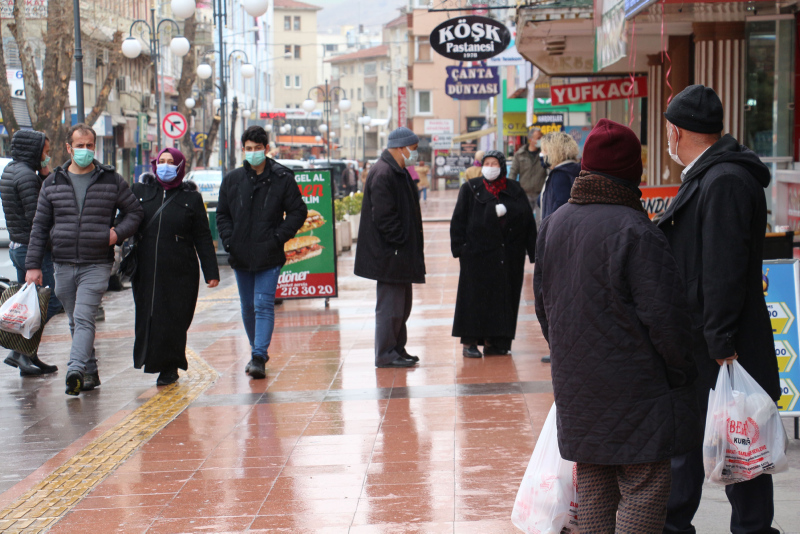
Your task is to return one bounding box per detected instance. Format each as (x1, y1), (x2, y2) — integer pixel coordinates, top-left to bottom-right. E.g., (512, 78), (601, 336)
(0, 283), (40, 339)
(512, 403), (579, 534)
(703, 360), (788, 485)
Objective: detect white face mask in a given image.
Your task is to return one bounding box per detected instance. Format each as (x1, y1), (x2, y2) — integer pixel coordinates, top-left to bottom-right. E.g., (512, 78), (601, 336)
(482, 166), (501, 181)
(668, 125), (684, 166)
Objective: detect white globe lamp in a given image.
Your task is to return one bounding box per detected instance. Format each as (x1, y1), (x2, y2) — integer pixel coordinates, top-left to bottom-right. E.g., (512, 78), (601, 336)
(169, 36), (191, 57)
(344, 123), (351, 129)
(301, 99), (316, 113)
(170, 0), (196, 19)
(240, 63), (256, 79)
(184, 97), (196, 109)
(265, 124), (273, 132)
(241, 109), (251, 119)
(338, 99), (352, 112)
(318, 123), (328, 133)
(297, 126), (306, 135)
(212, 98), (221, 109)
(315, 135), (322, 142)
(242, 0), (269, 17)
(196, 63), (213, 80)
(330, 131), (337, 138)
(121, 38), (142, 59)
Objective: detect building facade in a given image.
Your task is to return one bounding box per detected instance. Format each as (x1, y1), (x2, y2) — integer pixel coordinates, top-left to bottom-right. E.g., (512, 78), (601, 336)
(272, 0), (321, 111)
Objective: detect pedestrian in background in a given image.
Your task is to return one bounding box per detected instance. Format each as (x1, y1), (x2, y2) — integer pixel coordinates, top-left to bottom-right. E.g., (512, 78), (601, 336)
(130, 148), (219, 387)
(25, 123), (144, 395)
(509, 128), (546, 217)
(415, 160), (430, 201)
(217, 126), (307, 380)
(355, 127), (426, 368)
(345, 162), (358, 195)
(539, 132), (580, 221)
(0, 130), (62, 376)
(464, 150), (485, 180)
(534, 119), (700, 533)
(451, 150), (536, 358)
(360, 161), (371, 191)
(658, 85), (781, 534)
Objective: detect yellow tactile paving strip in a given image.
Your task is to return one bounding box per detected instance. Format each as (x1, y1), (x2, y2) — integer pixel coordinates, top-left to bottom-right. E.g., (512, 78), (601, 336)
(0, 348), (218, 533)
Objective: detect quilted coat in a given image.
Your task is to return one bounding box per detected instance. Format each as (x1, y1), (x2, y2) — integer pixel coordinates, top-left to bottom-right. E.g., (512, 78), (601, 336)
(658, 136), (779, 404)
(534, 199), (701, 465)
(26, 160), (144, 269)
(354, 150), (425, 285)
(0, 130), (47, 244)
(450, 177), (536, 342)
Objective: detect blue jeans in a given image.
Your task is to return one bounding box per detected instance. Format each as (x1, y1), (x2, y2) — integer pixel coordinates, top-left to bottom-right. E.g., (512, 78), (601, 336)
(419, 187), (428, 201)
(9, 245), (64, 321)
(234, 266), (281, 361)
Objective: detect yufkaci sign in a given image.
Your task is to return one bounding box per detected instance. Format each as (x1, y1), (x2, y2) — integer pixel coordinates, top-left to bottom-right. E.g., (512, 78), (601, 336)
(277, 169), (338, 300)
(445, 65), (499, 100)
(429, 16), (511, 61)
(550, 77), (647, 105)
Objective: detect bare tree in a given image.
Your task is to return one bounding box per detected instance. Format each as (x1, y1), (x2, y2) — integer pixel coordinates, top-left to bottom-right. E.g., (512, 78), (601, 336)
(8, 0), (41, 125)
(86, 31), (124, 127)
(0, 22), (20, 138)
(201, 114), (220, 168)
(176, 15), (198, 167)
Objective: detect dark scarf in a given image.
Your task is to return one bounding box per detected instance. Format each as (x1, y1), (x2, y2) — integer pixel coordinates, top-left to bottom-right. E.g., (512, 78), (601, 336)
(484, 176), (507, 198)
(569, 171), (645, 213)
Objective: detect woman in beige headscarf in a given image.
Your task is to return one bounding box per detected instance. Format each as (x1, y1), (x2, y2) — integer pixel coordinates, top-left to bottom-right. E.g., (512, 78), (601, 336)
(415, 160), (431, 201)
(464, 150), (485, 180)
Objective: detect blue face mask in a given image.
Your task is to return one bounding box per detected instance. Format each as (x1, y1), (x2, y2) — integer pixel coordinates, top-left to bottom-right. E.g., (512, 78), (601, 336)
(157, 164), (179, 182)
(41, 155), (51, 169)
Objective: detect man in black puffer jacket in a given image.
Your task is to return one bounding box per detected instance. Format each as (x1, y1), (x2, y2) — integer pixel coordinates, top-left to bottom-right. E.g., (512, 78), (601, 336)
(0, 130), (62, 376)
(217, 126), (307, 380)
(25, 124), (143, 396)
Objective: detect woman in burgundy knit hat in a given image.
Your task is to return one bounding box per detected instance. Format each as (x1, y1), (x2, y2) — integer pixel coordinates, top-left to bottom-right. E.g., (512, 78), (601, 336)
(533, 119), (701, 533)
(129, 148), (220, 386)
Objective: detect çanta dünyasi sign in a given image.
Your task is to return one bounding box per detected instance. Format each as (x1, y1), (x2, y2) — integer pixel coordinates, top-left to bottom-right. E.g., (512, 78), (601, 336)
(445, 66), (499, 100)
(430, 16), (511, 61)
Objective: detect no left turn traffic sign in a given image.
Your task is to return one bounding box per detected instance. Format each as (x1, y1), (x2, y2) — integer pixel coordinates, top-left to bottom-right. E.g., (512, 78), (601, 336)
(162, 112), (188, 140)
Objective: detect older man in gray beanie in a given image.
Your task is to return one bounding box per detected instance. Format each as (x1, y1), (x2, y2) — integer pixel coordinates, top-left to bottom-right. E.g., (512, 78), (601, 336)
(355, 127), (426, 368)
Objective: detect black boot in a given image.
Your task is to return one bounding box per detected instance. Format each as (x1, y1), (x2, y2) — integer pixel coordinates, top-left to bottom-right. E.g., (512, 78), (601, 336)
(156, 369), (179, 386)
(245, 358), (267, 379)
(4, 352), (43, 376)
(462, 345), (483, 358)
(30, 354), (58, 374)
(82, 372), (101, 391)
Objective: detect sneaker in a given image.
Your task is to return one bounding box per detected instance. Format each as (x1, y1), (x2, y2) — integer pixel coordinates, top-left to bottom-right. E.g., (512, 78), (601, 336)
(156, 369), (179, 386)
(65, 370), (83, 396)
(245, 358), (267, 379)
(81, 372), (101, 391)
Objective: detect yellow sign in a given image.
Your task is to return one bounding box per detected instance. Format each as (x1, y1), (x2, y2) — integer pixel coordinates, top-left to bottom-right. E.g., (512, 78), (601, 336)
(503, 113), (528, 136)
(767, 302), (795, 335)
(775, 340), (798, 373)
(778, 378), (799, 412)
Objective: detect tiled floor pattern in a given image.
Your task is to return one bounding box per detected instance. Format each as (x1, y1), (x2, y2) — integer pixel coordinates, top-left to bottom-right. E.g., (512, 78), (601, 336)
(0, 350), (218, 532)
(0, 189), (796, 533)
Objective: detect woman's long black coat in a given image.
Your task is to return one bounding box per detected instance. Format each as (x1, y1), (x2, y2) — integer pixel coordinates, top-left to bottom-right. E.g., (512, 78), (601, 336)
(130, 178), (219, 373)
(450, 178), (536, 341)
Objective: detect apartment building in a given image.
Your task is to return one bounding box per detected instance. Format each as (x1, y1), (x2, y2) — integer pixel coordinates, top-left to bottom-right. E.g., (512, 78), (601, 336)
(272, 0), (321, 110)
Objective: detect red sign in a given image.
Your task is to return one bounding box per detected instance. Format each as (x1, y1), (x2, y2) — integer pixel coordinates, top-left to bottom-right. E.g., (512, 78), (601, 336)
(640, 185), (679, 220)
(162, 112), (188, 140)
(550, 77), (647, 106)
(260, 112), (287, 119)
(398, 87), (408, 129)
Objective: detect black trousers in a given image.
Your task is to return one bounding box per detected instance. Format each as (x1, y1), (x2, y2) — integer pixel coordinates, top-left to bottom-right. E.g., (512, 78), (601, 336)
(374, 282), (413, 366)
(664, 446), (779, 534)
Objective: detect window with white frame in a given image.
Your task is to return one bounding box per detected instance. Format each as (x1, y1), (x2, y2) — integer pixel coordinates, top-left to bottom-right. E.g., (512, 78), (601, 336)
(415, 36), (431, 61)
(284, 16), (291, 30)
(415, 90), (432, 115)
(379, 86), (384, 99)
(294, 16), (301, 31)
(295, 75), (301, 88)
(285, 75), (291, 88)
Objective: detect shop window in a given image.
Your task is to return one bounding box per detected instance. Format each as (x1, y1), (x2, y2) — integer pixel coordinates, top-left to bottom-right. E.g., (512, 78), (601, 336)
(745, 18), (795, 158)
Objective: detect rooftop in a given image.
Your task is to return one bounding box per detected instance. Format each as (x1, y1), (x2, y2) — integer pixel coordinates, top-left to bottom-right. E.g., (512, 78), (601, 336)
(274, 0), (323, 11)
(327, 44), (389, 64)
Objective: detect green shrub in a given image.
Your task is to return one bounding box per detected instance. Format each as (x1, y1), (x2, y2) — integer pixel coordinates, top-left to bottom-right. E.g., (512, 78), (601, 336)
(347, 192), (363, 215)
(334, 199), (347, 222)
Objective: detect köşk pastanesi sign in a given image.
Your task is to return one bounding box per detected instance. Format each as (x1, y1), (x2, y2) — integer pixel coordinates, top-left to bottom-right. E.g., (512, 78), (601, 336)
(430, 16), (511, 61)
(277, 169), (338, 300)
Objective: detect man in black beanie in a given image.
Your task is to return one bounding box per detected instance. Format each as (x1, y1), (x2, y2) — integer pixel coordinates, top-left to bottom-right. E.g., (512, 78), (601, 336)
(658, 85), (780, 533)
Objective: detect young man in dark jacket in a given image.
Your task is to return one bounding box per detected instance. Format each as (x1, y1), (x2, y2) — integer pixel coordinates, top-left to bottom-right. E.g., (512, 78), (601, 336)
(354, 127), (426, 368)
(25, 124), (143, 395)
(509, 127), (546, 214)
(216, 126), (307, 380)
(0, 129), (61, 376)
(534, 120), (700, 533)
(658, 85), (781, 534)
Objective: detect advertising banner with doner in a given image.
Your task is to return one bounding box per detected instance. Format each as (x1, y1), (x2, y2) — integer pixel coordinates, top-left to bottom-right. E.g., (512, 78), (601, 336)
(277, 169), (338, 300)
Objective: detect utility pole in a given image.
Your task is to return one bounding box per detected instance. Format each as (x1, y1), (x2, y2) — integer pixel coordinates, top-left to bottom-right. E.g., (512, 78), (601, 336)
(73, 0), (85, 123)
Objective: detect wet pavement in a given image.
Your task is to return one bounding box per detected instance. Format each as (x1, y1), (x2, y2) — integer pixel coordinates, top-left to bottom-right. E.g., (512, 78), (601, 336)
(0, 189), (797, 533)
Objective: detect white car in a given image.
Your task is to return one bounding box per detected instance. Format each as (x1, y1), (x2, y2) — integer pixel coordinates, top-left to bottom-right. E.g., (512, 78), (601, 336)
(0, 158), (12, 247)
(185, 168), (225, 207)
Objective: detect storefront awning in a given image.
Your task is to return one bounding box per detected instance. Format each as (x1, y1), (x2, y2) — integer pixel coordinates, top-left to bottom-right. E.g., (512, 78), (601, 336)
(453, 126), (497, 143)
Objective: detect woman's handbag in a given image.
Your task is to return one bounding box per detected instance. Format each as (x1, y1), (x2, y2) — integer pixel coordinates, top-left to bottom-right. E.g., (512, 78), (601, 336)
(0, 284), (50, 356)
(119, 193), (179, 279)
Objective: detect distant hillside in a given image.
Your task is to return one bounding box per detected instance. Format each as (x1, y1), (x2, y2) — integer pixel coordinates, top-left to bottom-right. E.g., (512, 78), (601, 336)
(318, 0), (406, 33)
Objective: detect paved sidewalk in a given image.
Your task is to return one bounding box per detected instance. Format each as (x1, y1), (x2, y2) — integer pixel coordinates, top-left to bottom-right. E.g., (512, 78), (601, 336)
(0, 189), (796, 533)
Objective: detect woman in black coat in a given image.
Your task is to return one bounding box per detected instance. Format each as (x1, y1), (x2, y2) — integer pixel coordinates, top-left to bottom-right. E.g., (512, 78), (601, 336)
(450, 150), (536, 358)
(130, 148), (219, 386)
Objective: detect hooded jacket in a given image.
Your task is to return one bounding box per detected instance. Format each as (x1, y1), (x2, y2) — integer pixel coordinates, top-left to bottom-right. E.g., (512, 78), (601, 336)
(657, 135), (780, 402)
(0, 130), (47, 244)
(509, 144), (547, 199)
(26, 160), (144, 268)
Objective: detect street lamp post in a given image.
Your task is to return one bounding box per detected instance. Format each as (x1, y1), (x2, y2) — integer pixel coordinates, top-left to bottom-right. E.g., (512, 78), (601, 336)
(357, 103), (371, 165)
(302, 79), (352, 166)
(122, 9), (192, 150)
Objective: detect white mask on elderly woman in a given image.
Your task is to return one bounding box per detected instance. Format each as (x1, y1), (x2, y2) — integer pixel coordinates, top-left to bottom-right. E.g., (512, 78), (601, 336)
(482, 167), (501, 181)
